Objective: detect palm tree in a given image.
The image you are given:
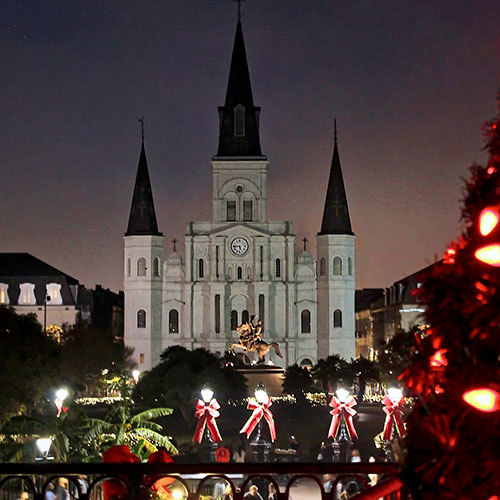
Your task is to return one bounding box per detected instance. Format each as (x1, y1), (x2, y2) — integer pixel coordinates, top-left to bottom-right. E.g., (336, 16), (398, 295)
(312, 355), (349, 392)
(349, 357), (380, 401)
(282, 364), (314, 399)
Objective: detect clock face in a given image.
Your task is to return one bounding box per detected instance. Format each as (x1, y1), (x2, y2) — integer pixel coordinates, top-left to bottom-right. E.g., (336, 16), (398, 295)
(231, 237), (249, 256)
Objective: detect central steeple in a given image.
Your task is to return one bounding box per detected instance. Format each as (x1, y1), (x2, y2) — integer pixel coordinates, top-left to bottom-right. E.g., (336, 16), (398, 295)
(215, 19), (264, 158)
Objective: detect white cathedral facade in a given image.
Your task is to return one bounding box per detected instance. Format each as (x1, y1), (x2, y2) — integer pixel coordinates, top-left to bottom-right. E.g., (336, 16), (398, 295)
(124, 19), (355, 371)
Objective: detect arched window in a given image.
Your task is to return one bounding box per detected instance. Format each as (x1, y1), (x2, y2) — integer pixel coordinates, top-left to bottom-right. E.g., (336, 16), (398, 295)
(243, 200), (253, 221)
(19, 283), (36, 305)
(258, 294), (265, 328)
(154, 258), (160, 277)
(127, 258), (131, 277)
(348, 257), (353, 276)
(215, 295), (221, 334)
(228, 267), (233, 280)
(275, 258), (281, 278)
(333, 309), (342, 328)
(0, 284), (9, 305)
(46, 283), (62, 305)
(168, 310), (179, 333)
(230, 310), (238, 330)
(227, 200), (236, 221)
(234, 104), (245, 136)
(137, 258), (147, 277)
(237, 266), (243, 280)
(242, 310), (249, 324)
(301, 309), (311, 333)
(198, 259), (204, 279)
(137, 309), (146, 328)
(333, 256), (342, 276)
(320, 257), (326, 276)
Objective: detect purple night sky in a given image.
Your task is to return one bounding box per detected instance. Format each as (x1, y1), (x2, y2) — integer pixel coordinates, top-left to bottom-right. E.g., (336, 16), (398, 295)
(1, 0), (499, 292)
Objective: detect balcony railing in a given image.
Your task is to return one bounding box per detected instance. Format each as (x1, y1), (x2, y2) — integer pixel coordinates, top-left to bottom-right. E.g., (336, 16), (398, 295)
(0, 462), (409, 500)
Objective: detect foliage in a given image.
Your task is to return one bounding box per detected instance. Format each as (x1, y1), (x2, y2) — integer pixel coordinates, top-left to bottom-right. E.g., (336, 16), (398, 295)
(311, 355), (350, 392)
(377, 328), (417, 385)
(0, 306), (62, 423)
(83, 375), (177, 461)
(133, 346), (247, 423)
(282, 364), (315, 397)
(402, 91), (500, 498)
(349, 356), (380, 401)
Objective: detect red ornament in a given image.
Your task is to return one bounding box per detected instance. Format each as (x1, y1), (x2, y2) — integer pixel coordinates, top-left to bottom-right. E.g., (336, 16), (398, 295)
(240, 394), (276, 442)
(382, 395), (406, 440)
(328, 395), (358, 440)
(462, 388), (500, 412)
(192, 398), (222, 444)
(429, 349), (448, 368)
(474, 205), (500, 265)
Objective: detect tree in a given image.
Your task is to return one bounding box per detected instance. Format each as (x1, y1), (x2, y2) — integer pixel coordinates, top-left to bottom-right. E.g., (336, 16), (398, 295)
(312, 354), (350, 392)
(0, 306), (62, 423)
(402, 92), (500, 498)
(59, 324), (134, 393)
(348, 356), (380, 401)
(377, 328), (417, 385)
(133, 346), (247, 423)
(282, 364), (315, 398)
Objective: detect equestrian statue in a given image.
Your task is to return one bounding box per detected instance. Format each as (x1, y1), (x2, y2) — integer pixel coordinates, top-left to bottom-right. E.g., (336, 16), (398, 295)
(228, 315), (283, 364)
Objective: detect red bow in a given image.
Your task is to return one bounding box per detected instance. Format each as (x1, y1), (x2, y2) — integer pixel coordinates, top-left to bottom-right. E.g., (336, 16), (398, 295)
(192, 398), (222, 444)
(55, 400), (68, 418)
(382, 395), (406, 440)
(240, 396), (276, 442)
(328, 395), (358, 440)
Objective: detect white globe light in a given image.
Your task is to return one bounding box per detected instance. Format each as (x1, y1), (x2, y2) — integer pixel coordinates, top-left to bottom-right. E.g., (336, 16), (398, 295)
(36, 438), (52, 456)
(201, 387), (214, 403)
(388, 387), (403, 403)
(254, 384), (268, 404)
(132, 370), (140, 382)
(55, 388), (68, 401)
(336, 388), (349, 402)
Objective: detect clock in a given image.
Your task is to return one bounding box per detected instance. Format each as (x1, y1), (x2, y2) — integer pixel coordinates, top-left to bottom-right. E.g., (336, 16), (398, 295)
(231, 237), (249, 256)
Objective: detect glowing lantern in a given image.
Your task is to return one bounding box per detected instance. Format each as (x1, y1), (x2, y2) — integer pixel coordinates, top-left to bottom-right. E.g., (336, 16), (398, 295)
(479, 208), (499, 236)
(462, 388), (500, 412)
(474, 205), (500, 266)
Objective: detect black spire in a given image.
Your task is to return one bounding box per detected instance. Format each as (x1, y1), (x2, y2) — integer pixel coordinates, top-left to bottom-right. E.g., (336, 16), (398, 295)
(318, 121), (353, 235)
(125, 140), (162, 237)
(215, 19), (264, 158)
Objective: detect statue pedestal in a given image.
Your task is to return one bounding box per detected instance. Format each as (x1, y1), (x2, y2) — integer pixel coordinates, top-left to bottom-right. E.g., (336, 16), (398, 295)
(237, 366), (285, 396)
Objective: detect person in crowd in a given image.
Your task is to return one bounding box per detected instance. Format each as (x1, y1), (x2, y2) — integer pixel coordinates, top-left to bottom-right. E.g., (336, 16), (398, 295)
(267, 483), (277, 500)
(44, 483), (55, 500)
(17, 492), (29, 500)
(243, 485), (264, 500)
(232, 444), (246, 463)
(221, 484), (233, 500)
(350, 449), (361, 462)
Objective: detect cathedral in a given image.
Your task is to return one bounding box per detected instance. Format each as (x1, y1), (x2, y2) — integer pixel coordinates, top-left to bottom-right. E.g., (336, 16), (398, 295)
(124, 19), (355, 371)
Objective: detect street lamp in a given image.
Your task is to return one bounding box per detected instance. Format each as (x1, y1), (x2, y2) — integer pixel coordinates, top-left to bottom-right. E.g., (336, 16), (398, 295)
(36, 438), (53, 461)
(132, 370), (140, 384)
(54, 388), (69, 418)
(250, 383), (272, 463)
(199, 386), (217, 462)
(331, 388), (355, 462)
(383, 387), (404, 461)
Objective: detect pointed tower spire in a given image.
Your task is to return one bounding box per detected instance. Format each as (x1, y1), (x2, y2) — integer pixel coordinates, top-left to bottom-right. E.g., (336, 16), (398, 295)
(215, 18), (264, 158)
(125, 131), (162, 236)
(318, 121), (353, 235)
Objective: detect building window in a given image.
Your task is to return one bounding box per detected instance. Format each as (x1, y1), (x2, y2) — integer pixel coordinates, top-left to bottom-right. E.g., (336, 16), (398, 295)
(275, 258), (281, 278)
(320, 257), (326, 276)
(215, 295), (221, 334)
(137, 258), (147, 276)
(348, 257), (353, 276)
(301, 309), (311, 333)
(243, 200), (253, 221)
(258, 293), (265, 328)
(234, 104), (245, 136)
(140, 353), (145, 364)
(46, 283), (62, 305)
(237, 266), (243, 280)
(19, 283), (36, 305)
(198, 259), (204, 279)
(168, 310), (179, 333)
(154, 258), (160, 277)
(127, 258), (131, 277)
(333, 309), (342, 328)
(0, 284), (9, 305)
(227, 200), (236, 221)
(333, 257), (342, 276)
(137, 309), (146, 328)
(242, 310), (249, 324)
(230, 310), (238, 330)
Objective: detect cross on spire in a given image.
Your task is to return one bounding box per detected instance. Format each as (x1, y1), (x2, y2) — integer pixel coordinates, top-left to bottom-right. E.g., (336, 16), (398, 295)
(233, 0), (245, 21)
(302, 237), (308, 252)
(172, 238), (177, 252)
(138, 117), (144, 143)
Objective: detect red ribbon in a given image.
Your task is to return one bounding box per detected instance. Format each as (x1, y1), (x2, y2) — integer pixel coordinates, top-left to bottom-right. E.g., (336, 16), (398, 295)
(54, 400), (68, 418)
(382, 395), (406, 440)
(328, 395), (358, 440)
(192, 398), (222, 444)
(240, 395), (277, 442)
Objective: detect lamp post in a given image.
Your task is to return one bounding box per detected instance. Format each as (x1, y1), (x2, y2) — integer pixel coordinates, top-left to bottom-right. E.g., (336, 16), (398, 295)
(200, 387), (217, 462)
(383, 387), (403, 462)
(36, 438), (53, 461)
(332, 388), (354, 462)
(250, 383), (272, 463)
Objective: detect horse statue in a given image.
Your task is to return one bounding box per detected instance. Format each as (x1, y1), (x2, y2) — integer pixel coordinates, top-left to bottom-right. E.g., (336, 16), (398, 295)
(228, 318), (283, 364)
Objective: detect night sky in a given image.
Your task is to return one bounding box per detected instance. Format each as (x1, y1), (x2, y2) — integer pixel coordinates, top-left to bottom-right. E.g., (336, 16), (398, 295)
(1, 0), (499, 292)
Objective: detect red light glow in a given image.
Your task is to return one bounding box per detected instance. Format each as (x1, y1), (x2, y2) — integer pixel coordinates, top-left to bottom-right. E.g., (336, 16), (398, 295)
(475, 245), (500, 266)
(462, 388), (500, 412)
(479, 208), (499, 236)
(430, 349), (448, 368)
(487, 166), (496, 175)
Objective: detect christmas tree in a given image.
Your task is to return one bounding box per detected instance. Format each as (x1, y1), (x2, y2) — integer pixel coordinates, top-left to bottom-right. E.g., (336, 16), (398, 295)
(402, 91), (500, 499)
